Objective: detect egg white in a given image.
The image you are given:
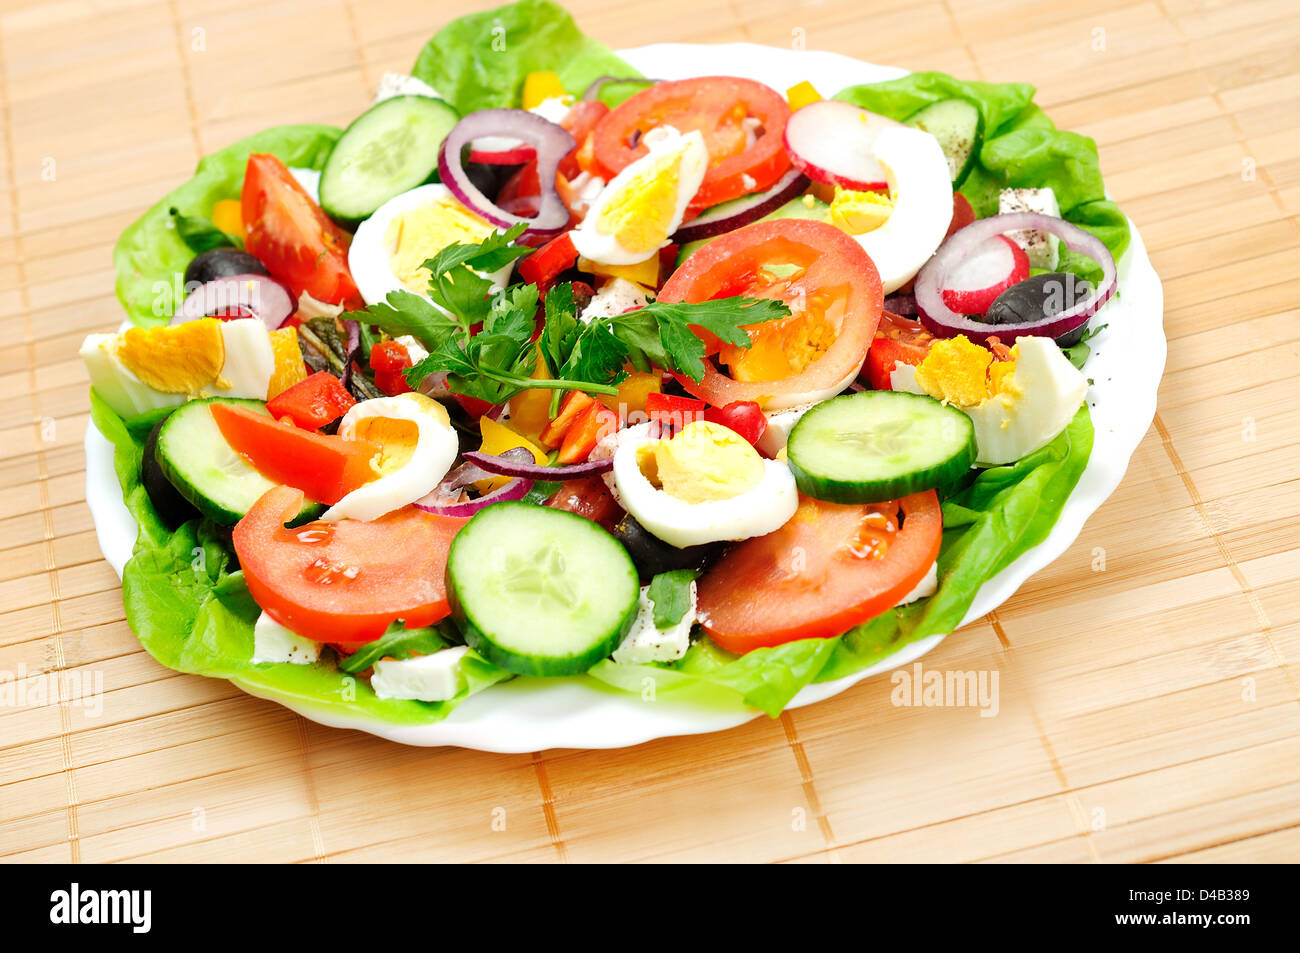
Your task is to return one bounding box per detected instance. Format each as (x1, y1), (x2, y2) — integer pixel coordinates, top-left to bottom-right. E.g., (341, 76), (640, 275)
(348, 184), (512, 308)
(322, 393), (459, 522)
(611, 423), (799, 548)
(572, 127), (709, 266)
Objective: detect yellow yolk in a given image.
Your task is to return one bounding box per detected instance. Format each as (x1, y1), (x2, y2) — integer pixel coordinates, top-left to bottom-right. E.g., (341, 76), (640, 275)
(636, 420), (765, 504)
(594, 150), (683, 256)
(267, 326), (306, 400)
(349, 393), (450, 478)
(913, 335), (1023, 407)
(829, 186), (893, 235)
(116, 319), (226, 394)
(386, 198), (497, 293)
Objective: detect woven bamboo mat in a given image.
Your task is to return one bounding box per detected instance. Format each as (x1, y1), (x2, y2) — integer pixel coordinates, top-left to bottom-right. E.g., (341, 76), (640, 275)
(0, 0), (1297, 864)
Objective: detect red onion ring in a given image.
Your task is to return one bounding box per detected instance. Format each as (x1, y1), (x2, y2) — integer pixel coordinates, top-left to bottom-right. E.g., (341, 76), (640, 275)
(340, 319), (361, 390)
(438, 109), (575, 240)
(672, 168), (810, 243)
(462, 450), (612, 481)
(413, 476), (534, 517)
(915, 213), (1117, 341)
(172, 273), (296, 330)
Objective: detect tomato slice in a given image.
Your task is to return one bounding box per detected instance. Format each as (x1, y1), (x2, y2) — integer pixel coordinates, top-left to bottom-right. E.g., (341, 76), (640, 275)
(592, 77), (791, 209)
(863, 311), (935, 390)
(547, 476), (623, 528)
(241, 154), (362, 308)
(697, 491), (942, 652)
(233, 486), (466, 644)
(658, 218), (882, 408)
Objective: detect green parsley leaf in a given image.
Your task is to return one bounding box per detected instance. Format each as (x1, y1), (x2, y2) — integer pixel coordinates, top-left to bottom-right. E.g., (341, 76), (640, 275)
(346, 289), (465, 350)
(336, 622), (452, 675)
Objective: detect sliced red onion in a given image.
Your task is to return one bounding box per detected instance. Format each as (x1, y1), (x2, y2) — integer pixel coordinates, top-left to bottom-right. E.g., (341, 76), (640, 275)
(340, 319), (361, 390)
(414, 476), (534, 517)
(783, 100), (900, 191)
(173, 274), (296, 329)
(885, 291), (918, 316)
(915, 213), (1117, 341)
(438, 109), (574, 240)
(462, 449), (612, 481)
(940, 234), (1030, 315)
(672, 168), (810, 243)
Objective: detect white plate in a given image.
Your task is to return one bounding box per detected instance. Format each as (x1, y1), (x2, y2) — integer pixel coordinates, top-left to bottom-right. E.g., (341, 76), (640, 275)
(83, 42), (1165, 752)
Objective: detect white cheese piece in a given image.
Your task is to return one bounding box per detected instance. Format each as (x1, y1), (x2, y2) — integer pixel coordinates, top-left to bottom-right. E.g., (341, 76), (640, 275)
(393, 334), (430, 364)
(895, 561), (938, 607)
(530, 95), (573, 124)
(581, 278), (650, 323)
(252, 612), (321, 664)
(998, 187), (1061, 270)
(757, 403), (814, 458)
(373, 72), (443, 104)
(613, 582), (697, 665)
(371, 646), (469, 702)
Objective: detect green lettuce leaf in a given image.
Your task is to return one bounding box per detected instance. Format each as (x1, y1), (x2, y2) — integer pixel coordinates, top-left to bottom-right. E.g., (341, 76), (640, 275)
(411, 0), (640, 113)
(114, 124), (341, 328)
(96, 392), (510, 726)
(589, 407), (1094, 716)
(835, 72), (1130, 284)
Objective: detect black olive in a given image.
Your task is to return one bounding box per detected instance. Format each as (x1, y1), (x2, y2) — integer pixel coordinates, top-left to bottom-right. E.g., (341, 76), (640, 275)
(142, 415), (200, 529)
(608, 513), (722, 581)
(183, 248), (270, 288)
(982, 272), (1088, 324)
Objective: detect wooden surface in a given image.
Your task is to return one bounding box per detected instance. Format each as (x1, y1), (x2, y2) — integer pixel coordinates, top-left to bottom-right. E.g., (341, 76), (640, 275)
(1, 0), (1297, 864)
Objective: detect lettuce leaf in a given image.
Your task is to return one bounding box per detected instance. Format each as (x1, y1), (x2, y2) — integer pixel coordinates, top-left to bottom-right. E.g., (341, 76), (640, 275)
(411, 0), (640, 113)
(94, 391), (510, 725)
(114, 124), (341, 328)
(588, 407), (1093, 716)
(835, 72), (1130, 284)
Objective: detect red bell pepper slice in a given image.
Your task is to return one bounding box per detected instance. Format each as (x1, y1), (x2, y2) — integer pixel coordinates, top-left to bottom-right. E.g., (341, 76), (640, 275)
(266, 371), (356, 431)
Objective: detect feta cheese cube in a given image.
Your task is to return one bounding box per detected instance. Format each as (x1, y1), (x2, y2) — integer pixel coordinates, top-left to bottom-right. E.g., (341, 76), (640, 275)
(896, 561), (938, 607)
(999, 187), (1061, 270)
(581, 278), (650, 324)
(373, 72), (443, 105)
(758, 403), (814, 458)
(612, 583), (697, 665)
(371, 646), (469, 702)
(252, 612), (321, 665)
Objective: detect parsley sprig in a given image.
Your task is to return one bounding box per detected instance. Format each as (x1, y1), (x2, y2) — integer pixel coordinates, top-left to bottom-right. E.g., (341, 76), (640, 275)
(343, 224), (791, 406)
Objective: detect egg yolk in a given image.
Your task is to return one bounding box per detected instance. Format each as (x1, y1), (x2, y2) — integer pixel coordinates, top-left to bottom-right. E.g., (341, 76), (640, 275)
(829, 186), (893, 235)
(913, 335), (1019, 407)
(717, 268), (841, 382)
(637, 420), (764, 504)
(117, 319), (225, 394)
(386, 198), (497, 293)
(346, 394), (450, 478)
(594, 149), (683, 256)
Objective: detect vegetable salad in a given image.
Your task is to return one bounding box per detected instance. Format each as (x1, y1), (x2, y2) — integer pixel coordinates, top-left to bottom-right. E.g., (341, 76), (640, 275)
(90, 0), (1120, 723)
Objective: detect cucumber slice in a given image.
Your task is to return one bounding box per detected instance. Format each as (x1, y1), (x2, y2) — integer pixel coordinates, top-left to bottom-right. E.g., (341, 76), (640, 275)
(447, 502), (640, 677)
(786, 391), (976, 504)
(319, 94), (460, 225)
(905, 99), (982, 187)
(155, 398), (321, 526)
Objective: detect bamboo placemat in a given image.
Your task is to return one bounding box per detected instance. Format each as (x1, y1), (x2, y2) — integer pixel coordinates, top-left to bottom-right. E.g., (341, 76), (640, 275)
(1, 0), (1297, 864)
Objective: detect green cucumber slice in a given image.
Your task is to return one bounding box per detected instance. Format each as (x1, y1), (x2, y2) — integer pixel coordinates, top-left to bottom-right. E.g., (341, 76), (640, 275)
(786, 391), (976, 503)
(905, 98), (982, 187)
(154, 398), (321, 526)
(447, 502), (640, 677)
(319, 94), (460, 225)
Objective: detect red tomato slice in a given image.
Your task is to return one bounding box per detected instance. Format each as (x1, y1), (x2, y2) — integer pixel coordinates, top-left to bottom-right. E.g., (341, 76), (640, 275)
(697, 491), (942, 652)
(241, 154), (362, 308)
(547, 476), (623, 528)
(592, 77), (792, 209)
(658, 218), (882, 408)
(234, 486), (467, 644)
(863, 311), (935, 390)
(211, 403), (378, 505)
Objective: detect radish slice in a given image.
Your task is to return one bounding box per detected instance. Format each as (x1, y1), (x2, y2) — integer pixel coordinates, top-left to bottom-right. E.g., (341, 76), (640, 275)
(468, 136), (537, 165)
(940, 235), (1030, 315)
(783, 100), (901, 191)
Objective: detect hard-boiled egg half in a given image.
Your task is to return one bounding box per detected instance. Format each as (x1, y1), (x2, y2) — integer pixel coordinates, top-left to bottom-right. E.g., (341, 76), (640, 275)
(81, 318), (275, 419)
(571, 126), (708, 266)
(891, 335), (1087, 465)
(323, 392), (458, 522)
(612, 420), (798, 548)
(846, 125), (952, 294)
(348, 184), (512, 307)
